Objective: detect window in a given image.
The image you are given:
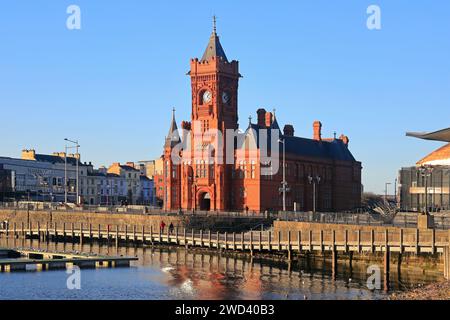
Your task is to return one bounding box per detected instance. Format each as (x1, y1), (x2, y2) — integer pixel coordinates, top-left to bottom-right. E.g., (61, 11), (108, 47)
(243, 161), (247, 178)
(239, 161), (244, 179)
(251, 161), (256, 179)
(210, 165), (215, 179)
(172, 165), (177, 179)
(165, 161), (169, 179)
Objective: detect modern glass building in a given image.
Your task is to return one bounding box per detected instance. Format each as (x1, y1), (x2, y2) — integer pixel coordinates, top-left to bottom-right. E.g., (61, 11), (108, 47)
(400, 127), (450, 212)
(399, 166), (450, 212)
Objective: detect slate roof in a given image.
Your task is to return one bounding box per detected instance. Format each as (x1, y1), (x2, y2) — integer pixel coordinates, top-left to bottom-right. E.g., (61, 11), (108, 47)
(34, 154), (84, 166)
(165, 109), (181, 148)
(242, 123), (356, 162)
(119, 165), (140, 172)
(201, 31), (228, 63)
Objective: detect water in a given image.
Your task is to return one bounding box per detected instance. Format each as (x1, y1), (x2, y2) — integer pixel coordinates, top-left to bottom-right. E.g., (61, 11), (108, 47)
(0, 238), (443, 300)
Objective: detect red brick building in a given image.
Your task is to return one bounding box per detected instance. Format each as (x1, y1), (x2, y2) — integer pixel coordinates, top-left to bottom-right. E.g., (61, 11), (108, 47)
(156, 23), (362, 213)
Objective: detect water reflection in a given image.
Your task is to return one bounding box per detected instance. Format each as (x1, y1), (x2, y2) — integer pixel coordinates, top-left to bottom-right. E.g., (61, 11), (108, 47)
(0, 237), (443, 300)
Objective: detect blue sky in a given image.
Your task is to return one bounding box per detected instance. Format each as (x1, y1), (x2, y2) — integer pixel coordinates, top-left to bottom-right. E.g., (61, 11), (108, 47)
(0, 0), (449, 193)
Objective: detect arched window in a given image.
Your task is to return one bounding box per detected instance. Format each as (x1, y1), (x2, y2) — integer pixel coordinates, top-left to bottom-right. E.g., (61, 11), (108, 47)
(251, 161), (256, 179)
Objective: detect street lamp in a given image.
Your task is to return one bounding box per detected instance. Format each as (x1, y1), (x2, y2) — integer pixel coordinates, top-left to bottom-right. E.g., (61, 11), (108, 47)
(384, 182), (391, 202)
(278, 138), (287, 212)
(308, 175), (321, 214)
(419, 165), (434, 216)
(192, 174), (199, 212)
(64, 138), (80, 205)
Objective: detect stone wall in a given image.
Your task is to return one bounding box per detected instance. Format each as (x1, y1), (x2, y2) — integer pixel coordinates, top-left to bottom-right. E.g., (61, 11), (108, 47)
(273, 220), (449, 243)
(0, 209), (271, 232)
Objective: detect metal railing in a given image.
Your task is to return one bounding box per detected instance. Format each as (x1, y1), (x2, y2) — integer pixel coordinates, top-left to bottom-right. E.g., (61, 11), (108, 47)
(1, 201), (449, 229)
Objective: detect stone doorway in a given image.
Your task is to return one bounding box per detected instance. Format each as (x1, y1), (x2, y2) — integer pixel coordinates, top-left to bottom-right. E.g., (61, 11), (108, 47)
(199, 192), (211, 211)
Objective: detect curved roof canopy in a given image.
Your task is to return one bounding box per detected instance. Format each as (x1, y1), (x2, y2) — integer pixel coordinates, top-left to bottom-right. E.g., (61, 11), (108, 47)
(406, 127), (450, 142)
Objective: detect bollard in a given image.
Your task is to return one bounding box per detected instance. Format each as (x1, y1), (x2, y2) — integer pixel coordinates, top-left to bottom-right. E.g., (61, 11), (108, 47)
(297, 231), (302, 254)
(259, 231), (262, 252)
(216, 231), (219, 250)
(224, 232), (228, 250)
(277, 231), (281, 251)
(250, 231), (254, 255)
(115, 225), (119, 247)
(175, 226), (179, 245)
(167, 226), (170, 244)
(200, 230), (203, 247)
(287, 230), (291, 254)
(80, 223), (84, 246)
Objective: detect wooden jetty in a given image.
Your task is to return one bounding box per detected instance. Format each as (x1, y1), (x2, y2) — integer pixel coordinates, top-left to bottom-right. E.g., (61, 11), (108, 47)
(1, 221), (449, 283)
(0, 248), (137, 272)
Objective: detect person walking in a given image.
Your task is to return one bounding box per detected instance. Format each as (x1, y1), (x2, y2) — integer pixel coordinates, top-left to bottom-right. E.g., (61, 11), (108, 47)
(169, 222), (174, 235)
(160, 220), (166, 234)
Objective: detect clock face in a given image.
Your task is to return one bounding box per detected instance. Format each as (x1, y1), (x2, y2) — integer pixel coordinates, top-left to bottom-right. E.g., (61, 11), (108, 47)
(202, 91), (212, 104)
(222, 91), (231, 104)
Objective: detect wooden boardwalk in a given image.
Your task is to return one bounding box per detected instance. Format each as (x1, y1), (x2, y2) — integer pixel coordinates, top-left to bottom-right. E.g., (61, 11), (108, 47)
(1, 221), (450, 281)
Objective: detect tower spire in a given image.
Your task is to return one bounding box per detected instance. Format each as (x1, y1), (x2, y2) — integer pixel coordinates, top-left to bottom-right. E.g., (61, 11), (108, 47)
(201, 16), (228, 62)
(165, 108), (180, 148)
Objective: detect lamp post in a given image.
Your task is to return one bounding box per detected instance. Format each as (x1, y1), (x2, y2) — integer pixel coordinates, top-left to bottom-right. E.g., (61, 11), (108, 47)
(419, 165), (434, 216)
(278, 138), (287, 212)
(384, 182), (391, 202)
(308, 175), (321, 214)
(64, 138), (80, 205)
(192, 175), (199, 213)
(394, 178), (398, 207)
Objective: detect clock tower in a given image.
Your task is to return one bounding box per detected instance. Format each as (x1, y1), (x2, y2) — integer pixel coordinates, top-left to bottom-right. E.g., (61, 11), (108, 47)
(188, 17), (241, 211)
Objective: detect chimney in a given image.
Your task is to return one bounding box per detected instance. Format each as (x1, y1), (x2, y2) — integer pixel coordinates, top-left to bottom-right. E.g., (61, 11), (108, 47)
(265, 112), (274, 127)
(22, 149), (36, 160)
(283, 124), (294, 137)
(339, 134), (349, 147)
(257, 108), (266, 127)
(126, 162), (135, 168)
(181, 121), (191, 130)
(313, 121), (322, 141)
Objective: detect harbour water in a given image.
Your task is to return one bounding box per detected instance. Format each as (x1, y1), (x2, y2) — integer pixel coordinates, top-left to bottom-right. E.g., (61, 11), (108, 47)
(0, 238), (444, 300)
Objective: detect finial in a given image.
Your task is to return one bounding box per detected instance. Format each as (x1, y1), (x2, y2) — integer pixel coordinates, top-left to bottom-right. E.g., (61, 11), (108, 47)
(333, 131), (337, 139)
(249, 115), (252, 124)
(213, 15), (217, 33)
(273, 108), (276, 118)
